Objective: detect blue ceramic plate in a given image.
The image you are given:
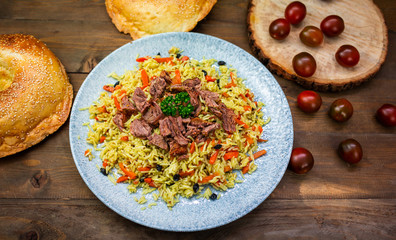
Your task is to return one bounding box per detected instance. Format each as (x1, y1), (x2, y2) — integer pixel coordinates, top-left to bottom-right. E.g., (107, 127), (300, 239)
(69, 32), (293, 232)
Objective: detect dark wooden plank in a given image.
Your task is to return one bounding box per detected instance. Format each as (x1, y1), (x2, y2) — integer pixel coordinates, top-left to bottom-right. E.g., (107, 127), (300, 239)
(0, 198), (394, 239)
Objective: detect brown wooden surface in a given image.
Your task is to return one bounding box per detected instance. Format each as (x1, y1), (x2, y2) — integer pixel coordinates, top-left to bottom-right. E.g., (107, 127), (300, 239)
(0, 0), (395, 239)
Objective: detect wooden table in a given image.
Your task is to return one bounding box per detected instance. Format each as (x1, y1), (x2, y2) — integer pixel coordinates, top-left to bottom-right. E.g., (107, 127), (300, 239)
(1, 0), (395, 239)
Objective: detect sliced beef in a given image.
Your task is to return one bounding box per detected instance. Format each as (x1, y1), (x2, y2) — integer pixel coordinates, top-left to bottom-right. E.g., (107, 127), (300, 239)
(195, 134), (207, 143)
(219, 103), (236, 133)
(185, 125), (201, 139)
(148, 134), (168, 150)
(113, 111), (128, 131)
(190, 118), (212, 128)
(169, 84), (185, 93)
(149, 77), (167, 100)
(132, 87), (150, 113)
(160, 70), (172, 85)
(130, 119), (152, 139)
(202, 123), (220, 136)
(199, 90), (219, 103)
(178, 154), (189, 161)
(169, 141), (188, 156)
(159, 118), (172, 136)
(142, 102), (164, 126)
(182, 78), (201, 89)
(120, 96), (137, 115)
(169, 116), (189, 145)
(185, 86), (200, 108)
(182, 118), (191, 125)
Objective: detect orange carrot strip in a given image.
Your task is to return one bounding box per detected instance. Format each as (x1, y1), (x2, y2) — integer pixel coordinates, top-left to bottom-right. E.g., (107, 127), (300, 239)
(209, 150), (220, 164)
(148, 182), (158, 188)
(113, 97), (121, 110)
(154, 57), (173, 63)
(141, 69), (149, 88)
(211, 139), (216, 146)
(258, 125), (263, 133)
(253, 149), (267, 159)
(99, 136), (106, 143)
(245, 135), (254, 145)
(120, 136), (129, 141)
(103, 85), (114, 93)
(138, 167), (151, 172)
(205, 75), (216, 82)
(118, 162), (136, 179)
(240, 94), (248, 102)
(222, 92), (229, 97)
(114, 85), (121, 90)
(181, 56), (189, 61)
(223, 151), (238, 161)
(224, 166), (232, 172)
(144, 178), (153, 183)
(258, 139), (267, 143)
(173, 69), (181, 85)
(243, 105), (252, 111)
(116, 176), (129, 183)
(189, 141), (196, 154)
(242, 162), (250, 174)
(235, 118), (249, 129)
(98, 106), (107, 113)
(84, 149), (90, 157)
(136, 57), (148, 62)
(103, 159), (108, 168)
(133, 180), (139, 184)
(179, 170), (195, 177)
(198, 172), (220, 184)
(118, 89), (126, 96)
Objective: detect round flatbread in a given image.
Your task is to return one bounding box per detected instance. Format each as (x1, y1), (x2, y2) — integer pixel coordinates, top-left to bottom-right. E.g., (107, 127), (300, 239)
(105, 0), (217, 40)
(0, 34), (73, 158)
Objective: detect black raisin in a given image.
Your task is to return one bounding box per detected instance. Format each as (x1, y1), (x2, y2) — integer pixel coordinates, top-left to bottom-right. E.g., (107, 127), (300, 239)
(218, 61), (226, 66)
(202, 70), (208, 76)
(159, 156), (164, 160)
(193, 183), (199, 193)
(156, 165), (162, 171)
(173, 174), (180, 181)
(214, 144), (222, 150)
(100, 168), (108, 176)
(157, 52), (161, 56)
(176, 53), (181, 58)
(139, 178), (145, 183)
(113, 81), (120, 87)
(210, 193), (217, 200)
(216, 79), (220, 88)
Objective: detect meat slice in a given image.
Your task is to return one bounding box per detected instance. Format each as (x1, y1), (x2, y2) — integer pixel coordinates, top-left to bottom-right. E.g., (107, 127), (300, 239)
(149, 77), (167, 100)
(113, 111), (127, 131)
(182, 78), (201, 89)
(219, 103), (236, 133)
(199, 90), (220, 103)
(120, 96), (137, 115)
(169, 141), (188, 156)
(148, 134), (168, 150)
(169, 116), (189, 145)
(159, 118), (172, 136)
(185, 125), (201, 139)
(130, 119), (152, 139)
(132, 87), (150, 113)
(202, 123), (220, 136)
(185, 86), (200, 108)
(160, 70), (172, 85)
(142, 102), (164, 126)
(169, 84), (185, 92)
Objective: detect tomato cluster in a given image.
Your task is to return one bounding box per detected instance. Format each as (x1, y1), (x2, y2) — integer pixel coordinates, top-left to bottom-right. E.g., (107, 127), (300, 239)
(269, 1), (360, 78)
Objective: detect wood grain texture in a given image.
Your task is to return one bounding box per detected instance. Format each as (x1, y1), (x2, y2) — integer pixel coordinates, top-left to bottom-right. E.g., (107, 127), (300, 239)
(0, 199), (395, 239)
(0, 0), (395, 238)
(248, 0), (388, 91)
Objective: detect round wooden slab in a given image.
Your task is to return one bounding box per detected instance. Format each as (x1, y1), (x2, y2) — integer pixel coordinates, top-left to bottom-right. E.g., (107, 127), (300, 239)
(247, 0), (388, 91)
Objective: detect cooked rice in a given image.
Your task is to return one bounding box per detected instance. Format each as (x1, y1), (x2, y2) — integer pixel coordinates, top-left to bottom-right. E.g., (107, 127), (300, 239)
(85, 47), (268, 208)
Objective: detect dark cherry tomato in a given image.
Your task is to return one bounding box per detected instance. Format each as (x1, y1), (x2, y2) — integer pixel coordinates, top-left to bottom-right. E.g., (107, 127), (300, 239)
(285, 1), (306, 25)
(289, 147), (314, 174)
(338, 139), (363, 164)
(335, 45), (360, 67)
(329, 98), (354, 122)
(297, 90), (322, 113)
(300, 26), (324, 47)
(376, 104), (396, 127)
(293, 52), (316, 77)
(320, 15), (345, 37)
(269, 18), (291, 40)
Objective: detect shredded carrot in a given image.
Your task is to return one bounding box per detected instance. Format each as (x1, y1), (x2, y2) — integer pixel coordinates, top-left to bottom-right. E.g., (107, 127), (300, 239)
(181, 56), (189, 61)
(114, 85), (121, 91)
(148, 182), (158, 188)
(118, 89), (126, 96)
(117, 176), (129, 183)
(95, 116), (99, 121)
(179, 170), (195, 177)
(235, 118), (249, 129)
(189, 141), (196, 154)
(133, 180), (139, 184)
(258, 139), (267, 143)
(205, 75), (216, 82)
(140, 85), (148, 90)
(99, 136), (106, 143)
(222, 92), (229, 97)
(224, 82), (236, 88)
(243, 105), (252, 111)
(84, 149), (90, 157)
(136, 57), (148, 62)
(224, 166), (232, 172)
(258, 125), (263, 133)
(200, 139), (211, 152)
(173, 69), (181, 84)
(253, 149), (267, 159)
(240, 94), (248, 102)
(144, 178), (153, 183)
(209, 150), (220, 164)
(154, 57), (173, 63)
(118, 162), (136, 179)
(245, 135), (254, 145)
(138, 167), (150, 172)
(113, 96), (121, 110)
(211, 139), (216, 146)
(98, 106), (107, 113)
(257, 107), (262, 112)
(150, 76), (157, 80)
(242, 162), (250, 174)
(103, 85), (114, 93)
(198, 172), (220, 184)
(103, 159), (108, 168)
(140, 69), (149, 88)
(252, 126), (256, 131)
(120, 136), (129, 141)
(223, 151), (238, 161)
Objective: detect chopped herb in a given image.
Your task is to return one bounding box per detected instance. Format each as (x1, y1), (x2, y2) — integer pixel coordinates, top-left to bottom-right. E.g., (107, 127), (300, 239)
(160, 92), (194, 118)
